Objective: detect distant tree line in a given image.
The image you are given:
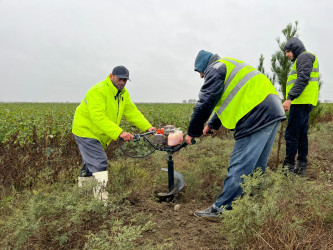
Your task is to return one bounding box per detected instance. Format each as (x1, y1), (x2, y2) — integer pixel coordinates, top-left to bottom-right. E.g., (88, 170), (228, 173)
(183, 99), (196, 104)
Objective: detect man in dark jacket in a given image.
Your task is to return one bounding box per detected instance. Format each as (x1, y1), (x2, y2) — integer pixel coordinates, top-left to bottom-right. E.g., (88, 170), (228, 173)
(185, 50), (286, 217)
(282, 37), (319, 176)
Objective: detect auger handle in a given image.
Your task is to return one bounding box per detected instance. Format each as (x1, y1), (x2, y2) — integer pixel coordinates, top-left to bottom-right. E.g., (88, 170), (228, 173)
(171, 139), (196, 152)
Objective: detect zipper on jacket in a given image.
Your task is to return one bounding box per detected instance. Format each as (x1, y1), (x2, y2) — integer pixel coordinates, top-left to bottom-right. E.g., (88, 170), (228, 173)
(117, 96), (120, 121)
(115, 90), (121, 122)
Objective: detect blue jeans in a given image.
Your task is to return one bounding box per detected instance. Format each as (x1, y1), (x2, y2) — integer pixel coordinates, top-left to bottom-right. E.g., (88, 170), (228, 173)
(213, 121), (280, 211)
(284, 104), (313, 165)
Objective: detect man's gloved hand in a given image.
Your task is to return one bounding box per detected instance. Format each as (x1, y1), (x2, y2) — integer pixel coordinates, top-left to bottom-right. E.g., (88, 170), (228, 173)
(119, 132), (134, 141)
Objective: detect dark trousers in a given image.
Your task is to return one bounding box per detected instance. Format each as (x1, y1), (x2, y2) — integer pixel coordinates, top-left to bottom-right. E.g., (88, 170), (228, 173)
(284, 104), (313, 165)
(74, 135), (108, 177)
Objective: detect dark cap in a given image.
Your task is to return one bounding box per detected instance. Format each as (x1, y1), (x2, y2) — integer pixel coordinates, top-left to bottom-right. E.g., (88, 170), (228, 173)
(112, 66), (131, 81)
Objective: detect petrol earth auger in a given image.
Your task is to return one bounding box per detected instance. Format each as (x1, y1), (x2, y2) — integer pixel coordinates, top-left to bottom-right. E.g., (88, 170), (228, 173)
(120, 125), (195, 201)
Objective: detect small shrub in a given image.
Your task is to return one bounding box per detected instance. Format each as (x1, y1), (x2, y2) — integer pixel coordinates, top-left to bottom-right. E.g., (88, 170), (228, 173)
(219, 168), (333, 249)
(0, 183), (108, 249)
(179, 138), (231, 200)
(84, 220), (144, 250)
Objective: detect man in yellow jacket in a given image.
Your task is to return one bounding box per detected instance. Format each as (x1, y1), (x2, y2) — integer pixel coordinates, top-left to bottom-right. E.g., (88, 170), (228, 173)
(282, 37), (319, 177)
(72, 66), (156, 201)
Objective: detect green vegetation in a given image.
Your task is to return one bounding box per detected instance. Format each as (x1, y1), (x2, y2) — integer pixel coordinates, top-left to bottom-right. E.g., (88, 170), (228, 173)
(220, 168), (333, 249)
(0, 103), (77, 144)
(0, 103), (194, 145)
(0, 102), (332, 249)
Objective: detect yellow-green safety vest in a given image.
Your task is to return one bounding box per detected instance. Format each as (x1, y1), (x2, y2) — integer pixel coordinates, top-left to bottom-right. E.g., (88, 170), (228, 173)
(286, 52), (319, 106)
(72, 76), (152, 148)
(214, 58), (279, 129)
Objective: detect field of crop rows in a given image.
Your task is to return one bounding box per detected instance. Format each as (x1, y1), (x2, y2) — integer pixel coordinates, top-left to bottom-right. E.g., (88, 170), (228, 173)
(0, 103), (196, 145)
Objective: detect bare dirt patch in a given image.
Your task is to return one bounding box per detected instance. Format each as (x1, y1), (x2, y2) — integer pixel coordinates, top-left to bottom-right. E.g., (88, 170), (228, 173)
(134, 197), (228, 249)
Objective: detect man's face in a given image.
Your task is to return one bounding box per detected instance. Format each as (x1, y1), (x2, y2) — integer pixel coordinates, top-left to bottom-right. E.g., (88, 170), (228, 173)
(110, 74), (128, 90)
(285, 50), (294, 61)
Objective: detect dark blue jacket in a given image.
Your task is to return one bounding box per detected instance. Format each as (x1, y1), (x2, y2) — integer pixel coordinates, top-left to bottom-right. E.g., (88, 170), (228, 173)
(187, 51), (286, 139)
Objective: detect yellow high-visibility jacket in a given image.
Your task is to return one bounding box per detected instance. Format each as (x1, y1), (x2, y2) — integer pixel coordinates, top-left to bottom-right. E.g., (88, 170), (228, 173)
(214, 58), (279, 129)
(286, 52), (319, 106)
(72, 76), (152, 148)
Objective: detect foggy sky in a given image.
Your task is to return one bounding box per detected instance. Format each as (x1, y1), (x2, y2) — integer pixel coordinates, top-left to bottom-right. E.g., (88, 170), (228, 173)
(1, 0), (332, 103)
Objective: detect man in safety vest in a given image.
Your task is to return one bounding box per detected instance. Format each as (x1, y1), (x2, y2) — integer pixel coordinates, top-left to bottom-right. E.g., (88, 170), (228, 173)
(282, 37), (319, 177)
(185, 50), (286, 217)
(72, 66), (156, 202)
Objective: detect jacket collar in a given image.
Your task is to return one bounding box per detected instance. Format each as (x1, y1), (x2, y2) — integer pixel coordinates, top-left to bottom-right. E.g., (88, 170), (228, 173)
(106, 75), (127, 97)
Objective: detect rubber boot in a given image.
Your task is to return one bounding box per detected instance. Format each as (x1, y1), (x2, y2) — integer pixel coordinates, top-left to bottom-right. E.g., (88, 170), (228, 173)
(92, 171), (109, 203)
(78, 176), (94, 187)
(295, 161), (307, 177)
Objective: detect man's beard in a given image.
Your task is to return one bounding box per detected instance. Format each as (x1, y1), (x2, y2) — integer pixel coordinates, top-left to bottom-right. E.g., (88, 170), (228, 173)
(113, 82), (124, 91)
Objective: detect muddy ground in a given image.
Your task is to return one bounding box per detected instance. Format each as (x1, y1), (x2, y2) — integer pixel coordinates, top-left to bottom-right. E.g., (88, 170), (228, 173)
(134, 197), (228, 249)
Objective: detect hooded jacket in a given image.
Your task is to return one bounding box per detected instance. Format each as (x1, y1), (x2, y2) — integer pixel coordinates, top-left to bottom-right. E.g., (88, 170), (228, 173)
(72, 76), (152, 148)
(284, 37), (316, 101)
(188, 50), (285, 139)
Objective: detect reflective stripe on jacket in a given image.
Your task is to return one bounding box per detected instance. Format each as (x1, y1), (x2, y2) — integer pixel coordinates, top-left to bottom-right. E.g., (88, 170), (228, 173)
(214, 58), (279, 129)
(72, 76), (152, 148)
(286, 52), (319, 106)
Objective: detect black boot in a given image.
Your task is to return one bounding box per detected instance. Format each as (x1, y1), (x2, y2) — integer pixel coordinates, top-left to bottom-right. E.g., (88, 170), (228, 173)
(295, 161), (307, 177)
(283, 162), (295, 174)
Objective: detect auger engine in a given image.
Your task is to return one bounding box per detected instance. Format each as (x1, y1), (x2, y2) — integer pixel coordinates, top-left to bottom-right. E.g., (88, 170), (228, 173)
(153, 125), (183, 147)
